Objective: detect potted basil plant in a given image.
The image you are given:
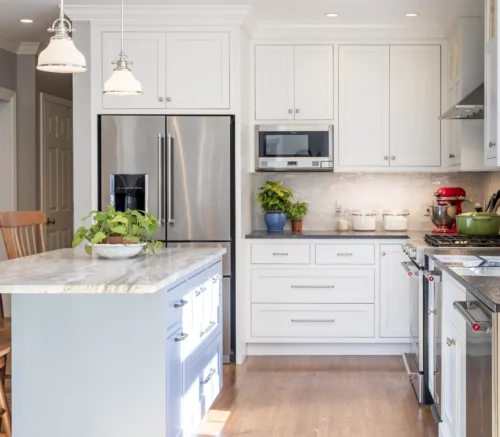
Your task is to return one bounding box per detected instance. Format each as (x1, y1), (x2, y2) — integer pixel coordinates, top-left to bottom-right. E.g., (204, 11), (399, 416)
(72, 206), (162, 258)
(286, 201), (309, 234)
(256, 181), (293, 233)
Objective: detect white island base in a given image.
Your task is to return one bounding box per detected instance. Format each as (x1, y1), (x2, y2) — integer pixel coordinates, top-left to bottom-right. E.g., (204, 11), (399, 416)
(0, 247), (226, 437)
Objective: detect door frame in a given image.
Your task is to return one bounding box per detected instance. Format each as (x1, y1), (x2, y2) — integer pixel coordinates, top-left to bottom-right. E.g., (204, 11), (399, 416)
(0, 86), (17, 212)
(39, 92), (72, 218)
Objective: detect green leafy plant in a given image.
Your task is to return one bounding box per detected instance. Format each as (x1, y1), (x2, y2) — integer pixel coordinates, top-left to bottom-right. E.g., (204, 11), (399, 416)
(256, 181), (294, 213)
(286, 201), (309, 221)
(72, 206), (162, 255)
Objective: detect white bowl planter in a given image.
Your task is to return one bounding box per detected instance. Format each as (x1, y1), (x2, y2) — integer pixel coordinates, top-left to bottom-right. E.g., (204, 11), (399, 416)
(92, 244), (145, 260)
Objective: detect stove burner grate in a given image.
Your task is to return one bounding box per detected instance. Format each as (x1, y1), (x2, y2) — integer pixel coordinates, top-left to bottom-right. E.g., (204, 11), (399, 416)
(424, 234), (500, 247)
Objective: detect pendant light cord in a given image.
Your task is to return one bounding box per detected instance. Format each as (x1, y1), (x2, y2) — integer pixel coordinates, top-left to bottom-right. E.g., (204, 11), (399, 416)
(121, 0), (124, 54)
(60, 0), (64, 19)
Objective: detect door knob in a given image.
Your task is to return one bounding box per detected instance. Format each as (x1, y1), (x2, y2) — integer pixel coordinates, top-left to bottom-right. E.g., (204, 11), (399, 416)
(381, 252), (386, 256)
(46, 218), (56, 225)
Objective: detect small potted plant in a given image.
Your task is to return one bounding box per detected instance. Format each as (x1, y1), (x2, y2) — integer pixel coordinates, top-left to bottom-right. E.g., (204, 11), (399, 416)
(72, 206), (162, 258)
(256, 181), (293, 233)
(286, 201), (309, 233)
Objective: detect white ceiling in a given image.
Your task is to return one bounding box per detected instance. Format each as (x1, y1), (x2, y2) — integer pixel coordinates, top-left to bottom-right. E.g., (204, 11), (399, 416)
(0, 0), (481, 47)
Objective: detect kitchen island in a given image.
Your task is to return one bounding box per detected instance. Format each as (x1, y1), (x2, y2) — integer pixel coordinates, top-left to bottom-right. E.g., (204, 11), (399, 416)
(0, 246), (226, 437)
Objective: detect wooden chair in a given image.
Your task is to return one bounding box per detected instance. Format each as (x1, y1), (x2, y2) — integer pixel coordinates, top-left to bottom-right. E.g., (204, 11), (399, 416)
(0, 333), (12, 437)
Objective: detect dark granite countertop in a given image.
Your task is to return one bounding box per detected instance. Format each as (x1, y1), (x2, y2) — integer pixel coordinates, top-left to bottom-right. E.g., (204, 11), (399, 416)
(428, 248), (500, 312)
(246, 230), (411, 239)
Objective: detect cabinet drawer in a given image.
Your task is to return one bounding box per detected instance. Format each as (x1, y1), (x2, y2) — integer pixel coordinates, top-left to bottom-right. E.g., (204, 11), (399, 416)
(315, 244), (375, 265)
(252, 304), (375, 338)
(251, 243), (310, 264)
(166, 281), (189, 330)
(251, 269), (375, 304)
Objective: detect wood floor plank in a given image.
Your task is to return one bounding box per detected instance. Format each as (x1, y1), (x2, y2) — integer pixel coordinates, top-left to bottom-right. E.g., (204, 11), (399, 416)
(195, 356), (438, 437)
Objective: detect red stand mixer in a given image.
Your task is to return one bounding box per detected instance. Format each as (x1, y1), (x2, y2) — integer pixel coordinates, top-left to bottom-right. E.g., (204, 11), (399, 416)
(431, 187), (467, 233)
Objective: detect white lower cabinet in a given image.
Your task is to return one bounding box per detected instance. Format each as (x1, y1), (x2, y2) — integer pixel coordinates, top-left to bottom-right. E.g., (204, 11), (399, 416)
(166, 324), (184, 437)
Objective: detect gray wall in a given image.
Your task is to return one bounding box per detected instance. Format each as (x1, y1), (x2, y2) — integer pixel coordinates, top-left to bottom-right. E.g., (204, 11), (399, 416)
(36, 70), (72, 101)
(0, 48), (17, 91)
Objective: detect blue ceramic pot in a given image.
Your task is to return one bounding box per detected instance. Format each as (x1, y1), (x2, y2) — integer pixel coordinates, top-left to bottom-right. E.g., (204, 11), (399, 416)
(264, 213), (286, 233)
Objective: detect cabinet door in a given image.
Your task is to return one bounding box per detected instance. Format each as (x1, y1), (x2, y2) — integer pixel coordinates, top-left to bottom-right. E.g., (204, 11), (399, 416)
(255, 46), (295, 120)
(166, 325), (184, 437)
(379, 244), (410, 338)
(165, 32), (229, 109)
(389, 46), (441, 167)
(102, 32), (166, 109)
(441, 319), (457, 436)
(294, 46), (334, 120)
(338, 46), (390, 166)
(485, 40), (498, 161)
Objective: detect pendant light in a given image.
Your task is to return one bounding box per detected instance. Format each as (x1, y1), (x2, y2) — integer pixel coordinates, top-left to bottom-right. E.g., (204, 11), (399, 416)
(103, 0), (142, 95)
(37, 0), (87, 73)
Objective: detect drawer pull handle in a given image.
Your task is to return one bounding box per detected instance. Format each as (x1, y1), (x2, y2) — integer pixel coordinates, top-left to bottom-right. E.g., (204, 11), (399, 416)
(291, 319), (335, 323)
(174, 333), (189, 342)
(195, 286), (207, 297)
(291, 285), (335, 289)
(174, 299), (188, 308)
(273, 252), (288, 256)
(337, 253), (353, 256)
(200, 321), (216, 338)
(212, 273), (222, 283)
(446, 337), (456, 347)
(201, 368), (217, 385)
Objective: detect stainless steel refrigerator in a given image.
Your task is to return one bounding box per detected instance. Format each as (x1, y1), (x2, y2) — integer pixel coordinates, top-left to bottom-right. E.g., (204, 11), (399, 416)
(99, 115), (234, 363)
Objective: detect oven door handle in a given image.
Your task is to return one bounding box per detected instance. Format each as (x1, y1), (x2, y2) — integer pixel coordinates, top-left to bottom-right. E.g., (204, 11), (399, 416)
(401, 261), (419, 277)
(453, 301), (491, 332)
(423, 270), (441, 282)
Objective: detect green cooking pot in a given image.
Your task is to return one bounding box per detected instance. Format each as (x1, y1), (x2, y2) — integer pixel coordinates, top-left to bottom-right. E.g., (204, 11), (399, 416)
(456, 212), (500, 236)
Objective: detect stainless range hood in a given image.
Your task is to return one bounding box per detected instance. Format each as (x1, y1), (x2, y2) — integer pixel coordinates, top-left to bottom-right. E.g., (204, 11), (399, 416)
(440, 84), (484, 120)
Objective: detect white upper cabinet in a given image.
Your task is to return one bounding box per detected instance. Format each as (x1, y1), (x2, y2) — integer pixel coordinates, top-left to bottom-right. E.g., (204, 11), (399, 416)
(486, 0), (499, 164)
(389, 45), (441, 167)
(255, 45), (333, 121)
(102, 32), (229, 111)
(339, 46), (390, 167)
(165, 33), (230, 109)
(102, 32), (166, 109)
(294, 46), (334, 120)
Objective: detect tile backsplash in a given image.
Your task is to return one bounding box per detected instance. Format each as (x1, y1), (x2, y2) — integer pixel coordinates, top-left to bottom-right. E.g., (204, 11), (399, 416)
(251, 172), (499, 231)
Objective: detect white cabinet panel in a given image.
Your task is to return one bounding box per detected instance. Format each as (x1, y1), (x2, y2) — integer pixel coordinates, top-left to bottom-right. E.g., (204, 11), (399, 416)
(379, 245), (410, 338)
(315, 244), (375, 265)
(485, 40), (498, 161)
(165, 32), (229, 109)
(294, 46), (334, 120)
(255, 46), (295, 120)
(166, 324), (183, 437)
(389, 46), (441, 167)
(102, 32), (166, 109)
(339, 46), (390, 166)
(251, 243), (310, 264)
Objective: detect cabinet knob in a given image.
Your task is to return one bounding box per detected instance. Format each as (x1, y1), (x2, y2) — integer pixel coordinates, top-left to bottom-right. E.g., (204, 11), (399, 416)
(391, 156), (396, 161)
(381, 252), (386, 256)
(449, 153), (456, 158)
(166, 97), (172, 102)
(446, 337), (456, 347)
(288, 109), (293, 114)
(158, 97), (164, 102)
(383, 156), (389, 161)
(489, 141), (497, 148)
(296, 109), (300, 114)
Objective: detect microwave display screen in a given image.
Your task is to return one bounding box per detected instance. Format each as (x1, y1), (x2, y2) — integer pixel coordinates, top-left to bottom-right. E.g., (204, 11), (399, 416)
(259, 131), (329, 158)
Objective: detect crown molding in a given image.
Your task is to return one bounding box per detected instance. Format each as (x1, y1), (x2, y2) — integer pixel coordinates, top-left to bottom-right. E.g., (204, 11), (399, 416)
(17, 42), (40, 55)
(0, 36), (19, 54)
(437, 0), (484, 36)
(66, 5), (255, 29)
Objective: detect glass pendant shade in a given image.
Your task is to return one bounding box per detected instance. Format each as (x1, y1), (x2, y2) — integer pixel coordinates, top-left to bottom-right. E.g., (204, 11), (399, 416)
(37, 35), (87, 73)
(103, 65), (142, 95)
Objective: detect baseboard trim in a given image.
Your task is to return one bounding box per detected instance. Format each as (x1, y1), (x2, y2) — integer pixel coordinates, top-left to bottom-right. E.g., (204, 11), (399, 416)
(247, 343), (412, 356)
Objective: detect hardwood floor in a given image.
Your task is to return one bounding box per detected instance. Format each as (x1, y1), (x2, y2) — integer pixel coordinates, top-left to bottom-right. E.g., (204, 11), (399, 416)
(195, 356), (438, 437)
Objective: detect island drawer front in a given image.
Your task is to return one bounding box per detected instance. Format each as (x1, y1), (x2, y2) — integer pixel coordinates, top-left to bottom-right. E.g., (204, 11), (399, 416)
(315, 244), (375, 265)
(252, 304), (375, 338)
(166, 282), (190, 330)
(251, 269), (375, 304)
(251, 243), (310, 264)
(183, 333), (223, 435)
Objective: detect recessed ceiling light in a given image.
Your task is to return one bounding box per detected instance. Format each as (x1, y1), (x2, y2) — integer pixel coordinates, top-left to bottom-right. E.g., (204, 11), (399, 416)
(405, 13), (419, 17)
(325, 13), (339, 18)
(20, 19), (34, 23)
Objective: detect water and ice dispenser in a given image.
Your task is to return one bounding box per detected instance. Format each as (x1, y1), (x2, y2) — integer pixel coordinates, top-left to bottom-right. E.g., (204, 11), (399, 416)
(110, 174), (147, 212)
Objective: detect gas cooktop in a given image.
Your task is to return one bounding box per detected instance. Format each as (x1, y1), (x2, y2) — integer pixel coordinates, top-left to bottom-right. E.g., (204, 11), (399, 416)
(424, 234), (500, 247)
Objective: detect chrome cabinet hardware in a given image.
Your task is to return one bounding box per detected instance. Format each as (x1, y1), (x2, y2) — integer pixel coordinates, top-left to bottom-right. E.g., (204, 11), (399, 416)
(296, 109), (300, 114)
(291, 285), (335, 289)
(449, 153), (456, 158)
(167, 134), (174, 225)
(46, 217), (56, 225)
(200, 321), (216, 337)
(195, 286), (206, 297)
(166, 97), (172, 102)
(175, 333), (189, 342)
(391, 156), (396, 160)
(453, 301), (492, 332)
(337, 252), (353, 256)
(212, 273), (222, 283)
(291, 319), (335, 323)
(381, 252), (386, 256)
(489, 141), (496, 148)
(157, 134), (165, 225)
(201, 368), (216, 385)
(158, 97), (164, 102)
(446, 337), (456, 347)
(272, 252), (288, 256)
(384, 156), (389, 160)
(428, 309), (437, 315)
(288, 109), (293, 114)
(174, 300), (188, 308)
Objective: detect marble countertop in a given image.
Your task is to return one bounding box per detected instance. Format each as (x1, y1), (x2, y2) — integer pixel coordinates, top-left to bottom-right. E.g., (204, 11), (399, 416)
(428, 248), (500, 312)
(0, 247), (226, 295)
(246, 230), (422, 239)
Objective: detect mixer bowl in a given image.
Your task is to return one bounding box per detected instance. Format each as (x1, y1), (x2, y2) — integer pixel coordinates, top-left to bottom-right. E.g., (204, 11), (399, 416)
(431, 204), (457, 228)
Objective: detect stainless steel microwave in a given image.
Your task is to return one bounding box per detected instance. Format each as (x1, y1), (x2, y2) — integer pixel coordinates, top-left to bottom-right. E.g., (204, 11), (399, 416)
(256, 125), (333, 172)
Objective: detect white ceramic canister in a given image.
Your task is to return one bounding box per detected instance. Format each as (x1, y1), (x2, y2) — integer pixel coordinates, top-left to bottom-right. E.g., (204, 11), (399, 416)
(383, 210), (410, 231)
(351, 210), (378, 231)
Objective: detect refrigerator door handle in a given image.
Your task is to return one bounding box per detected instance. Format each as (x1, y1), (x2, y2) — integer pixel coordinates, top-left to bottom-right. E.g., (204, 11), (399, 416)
(157, 134), (165, 225)
(167, 134), (175, 225)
